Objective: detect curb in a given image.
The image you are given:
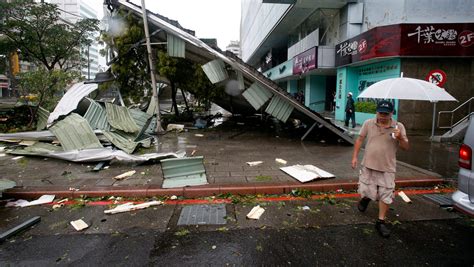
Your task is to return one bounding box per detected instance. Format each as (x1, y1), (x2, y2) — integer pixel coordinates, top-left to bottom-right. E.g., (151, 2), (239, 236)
(3, 177), (445, 199)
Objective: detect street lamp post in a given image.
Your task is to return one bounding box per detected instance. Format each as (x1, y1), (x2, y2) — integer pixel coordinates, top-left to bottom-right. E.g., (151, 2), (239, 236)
(87, 45), (90, 80)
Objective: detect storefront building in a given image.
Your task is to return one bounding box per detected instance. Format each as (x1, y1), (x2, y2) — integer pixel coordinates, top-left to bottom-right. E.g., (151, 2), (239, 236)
(241, 0), (474, 130)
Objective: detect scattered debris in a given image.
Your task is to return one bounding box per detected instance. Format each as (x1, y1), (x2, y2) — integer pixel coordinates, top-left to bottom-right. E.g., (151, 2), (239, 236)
(114, 170), (136, 180)
(212, 245), (217, 250)
(236, 122), (245, 126)
(93, 161), (109, 172)
(19, 140), (36, 146)
(68, 187), (79, 192)
(275, 158), (287, 165)
(70, 219), (89, 231)
(0, 153), (5, 157)
(0, 179), (16, 197)
(336, 189), (343, 193)
(191, 150), (197, 156)
(247, 205), (265, 220)
(161, 156), (208, 188)
(104, 200), (163, 214)
(52, 204), (64, 210)
(194, 134), (204, 137)
(398, 191), (412, 203)
(0, 216), (41, 243)
(302, 206), (311, 211)
(0, 146), (5, 151)
(247, 161), (263, 166)
(6, 195), (55, 208)
(11, 156), (24, 161)
(170, 195), (178, 200)
(166, 124), (185, 132)
(280, 165), (335, 183)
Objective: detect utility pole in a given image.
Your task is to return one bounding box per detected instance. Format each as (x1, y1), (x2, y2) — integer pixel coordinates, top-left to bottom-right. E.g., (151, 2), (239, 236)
(140, 0), (164, 133)
(87, 45), (90, 80)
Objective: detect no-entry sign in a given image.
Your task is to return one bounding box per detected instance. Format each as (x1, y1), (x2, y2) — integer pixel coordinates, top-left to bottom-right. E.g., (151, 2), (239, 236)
(426, 69), (447, 87)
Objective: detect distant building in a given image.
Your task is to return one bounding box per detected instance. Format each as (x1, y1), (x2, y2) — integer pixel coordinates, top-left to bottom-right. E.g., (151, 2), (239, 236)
(51, 0), (100, 79)
(225, 40), (241, 58)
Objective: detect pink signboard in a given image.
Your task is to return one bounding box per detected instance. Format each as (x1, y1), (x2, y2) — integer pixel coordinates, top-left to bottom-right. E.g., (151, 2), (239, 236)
(293, 47), (317, 75)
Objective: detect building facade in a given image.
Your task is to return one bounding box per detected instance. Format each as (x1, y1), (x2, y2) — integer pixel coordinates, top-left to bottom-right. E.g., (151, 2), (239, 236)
(51, 0), (100, 79)
(241, 0), (474, 131)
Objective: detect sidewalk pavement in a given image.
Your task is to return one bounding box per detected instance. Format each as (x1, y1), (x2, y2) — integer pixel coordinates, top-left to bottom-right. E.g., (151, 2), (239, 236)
(1, 123), (444, 199)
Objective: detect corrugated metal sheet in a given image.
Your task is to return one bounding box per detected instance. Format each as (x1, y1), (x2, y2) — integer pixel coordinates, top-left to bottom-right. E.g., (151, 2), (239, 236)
(10, 142), (63, 155)
(161, 156), (208, 188)
(236, 70), (245, 90)
(265, 95), (294, 123)
(49, 113), (103, 151)
(167, 34), (185, 58)
(129, 108), (153, 138)
(36, 106), (50, 131)
(105, 102), (140, 133)
(102, 131), (139, 154)
(48, 82), (98, 125)
(83, 98), (110, 131)
(242, 82), (273, 110)
(201, 59), (228, 84)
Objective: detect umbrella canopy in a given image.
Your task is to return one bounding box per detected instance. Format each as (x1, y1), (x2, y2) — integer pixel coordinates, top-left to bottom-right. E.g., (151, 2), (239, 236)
(357, 77), (457, 102)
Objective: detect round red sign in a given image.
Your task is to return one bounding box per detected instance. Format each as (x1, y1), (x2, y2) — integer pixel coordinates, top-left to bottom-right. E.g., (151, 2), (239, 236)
(426, 69), (447, 87)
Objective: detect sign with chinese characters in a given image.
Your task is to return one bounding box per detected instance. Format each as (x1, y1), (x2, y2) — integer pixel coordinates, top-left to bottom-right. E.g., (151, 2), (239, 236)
(336, 23), (474, 66)
(426, 69), (447, 87)
(293, 47), (317, 75)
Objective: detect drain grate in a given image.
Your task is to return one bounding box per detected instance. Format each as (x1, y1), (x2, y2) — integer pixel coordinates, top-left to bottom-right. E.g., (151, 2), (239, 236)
(177, 204), (227, 225)
(423, 194), (453, 207)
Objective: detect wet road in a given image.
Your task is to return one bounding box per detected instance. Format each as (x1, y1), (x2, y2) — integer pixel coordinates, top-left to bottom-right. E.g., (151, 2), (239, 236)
(1, 196), (473, 266)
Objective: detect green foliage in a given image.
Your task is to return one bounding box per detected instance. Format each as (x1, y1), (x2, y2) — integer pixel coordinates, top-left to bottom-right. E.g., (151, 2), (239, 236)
(101, 10), (150, 104)
(0, 0), (99, 70)
(355, 101), (377, 114)
(17, 68), (80, 111)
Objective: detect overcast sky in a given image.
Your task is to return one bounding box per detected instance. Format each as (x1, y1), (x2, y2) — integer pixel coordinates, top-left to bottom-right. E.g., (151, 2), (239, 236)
(86, 0), (241, 50)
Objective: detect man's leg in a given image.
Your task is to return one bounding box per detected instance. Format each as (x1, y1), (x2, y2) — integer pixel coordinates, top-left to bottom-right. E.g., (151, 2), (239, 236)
(351, 112), (356, 128)
(378, 201), (389, 220)
(344, 112), (349, 127)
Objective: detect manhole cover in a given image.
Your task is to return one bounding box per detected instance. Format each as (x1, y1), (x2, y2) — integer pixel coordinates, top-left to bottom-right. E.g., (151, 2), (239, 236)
(423, 194), (453, 207)
(177, 204), (227, 225)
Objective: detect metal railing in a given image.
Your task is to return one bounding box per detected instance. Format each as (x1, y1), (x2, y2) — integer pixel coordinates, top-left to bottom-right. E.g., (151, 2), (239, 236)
(438, 97), (473, 130)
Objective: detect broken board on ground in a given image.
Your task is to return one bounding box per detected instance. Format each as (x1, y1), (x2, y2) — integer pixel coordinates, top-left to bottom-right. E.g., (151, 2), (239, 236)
(280, 164), (335, 183)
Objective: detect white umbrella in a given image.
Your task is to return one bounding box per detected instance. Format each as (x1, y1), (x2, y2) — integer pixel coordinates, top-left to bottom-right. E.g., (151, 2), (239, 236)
(357, 77), (457, 101)
(357, 77), (457, 138)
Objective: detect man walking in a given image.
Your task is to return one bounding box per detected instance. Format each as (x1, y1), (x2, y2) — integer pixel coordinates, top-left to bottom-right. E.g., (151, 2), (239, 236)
(351, 100), (409, 237)
(345, 92), (356, 128)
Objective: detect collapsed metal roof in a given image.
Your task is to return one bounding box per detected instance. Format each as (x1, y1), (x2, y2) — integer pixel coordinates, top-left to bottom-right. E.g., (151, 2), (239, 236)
(116, 1), (353, 144)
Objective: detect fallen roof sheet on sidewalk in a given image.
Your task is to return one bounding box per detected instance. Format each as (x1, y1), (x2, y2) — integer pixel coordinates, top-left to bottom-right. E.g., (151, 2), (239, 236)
(49, 113), (103, 151)
(7, 145), (185, 163)
(161, 156), (208, 188)
(105, 102), (140, 133)
(47, 82), (98, 126)
(82, 98), (111, 131)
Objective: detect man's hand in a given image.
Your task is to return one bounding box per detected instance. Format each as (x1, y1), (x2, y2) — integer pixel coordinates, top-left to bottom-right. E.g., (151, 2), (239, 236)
(351, 157), (358, 169)
(393, 127), (402, 140)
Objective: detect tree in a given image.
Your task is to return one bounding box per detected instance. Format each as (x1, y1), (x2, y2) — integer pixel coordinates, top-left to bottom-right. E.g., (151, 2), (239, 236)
(100, 10), (151, 104)
(17, 69), (80, 127)
(0, 0), (99, 71)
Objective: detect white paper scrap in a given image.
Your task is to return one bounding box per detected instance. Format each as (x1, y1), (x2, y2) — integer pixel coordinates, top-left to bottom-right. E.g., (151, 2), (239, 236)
(70, 219), (89, 231)
(275, 158), (287, 165)
(280, 165), (335, 183)
(398, 191), (412, 203)
(104, 200), (163, 214)
(247, 161), (263, 166)
(114, 170), (136, 180)
(195, 134), (204, 137)
(6, 194), (55, 207)
(11, 156), (24, 160)
(246, 205), (265, 220)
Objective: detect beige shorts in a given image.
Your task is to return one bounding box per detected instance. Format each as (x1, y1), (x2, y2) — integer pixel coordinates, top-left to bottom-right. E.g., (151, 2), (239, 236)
(358, 167), (395, 205)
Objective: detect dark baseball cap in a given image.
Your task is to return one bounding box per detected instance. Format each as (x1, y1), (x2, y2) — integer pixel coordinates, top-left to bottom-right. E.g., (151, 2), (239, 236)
(376, 100), (394, 113)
